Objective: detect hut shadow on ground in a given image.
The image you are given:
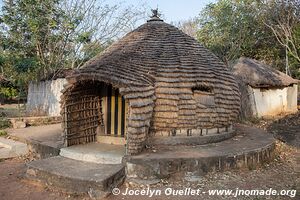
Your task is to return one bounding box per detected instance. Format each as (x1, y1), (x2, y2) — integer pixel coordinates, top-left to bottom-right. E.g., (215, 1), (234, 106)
(265, 111), (300, 148)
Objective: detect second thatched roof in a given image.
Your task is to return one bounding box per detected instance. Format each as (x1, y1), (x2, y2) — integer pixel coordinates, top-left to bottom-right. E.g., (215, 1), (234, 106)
(232, 57), (298, 88)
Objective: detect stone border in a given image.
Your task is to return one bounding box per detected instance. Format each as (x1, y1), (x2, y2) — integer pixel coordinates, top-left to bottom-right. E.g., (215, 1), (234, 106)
(8, 116), (61, 128)
(151, 130), (236, 146)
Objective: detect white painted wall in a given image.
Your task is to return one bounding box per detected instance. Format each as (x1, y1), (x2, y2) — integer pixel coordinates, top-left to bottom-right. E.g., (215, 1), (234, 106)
(26, 78), (67, 116)
(251, 84), (298, 117)
(287, 84), (298, 111)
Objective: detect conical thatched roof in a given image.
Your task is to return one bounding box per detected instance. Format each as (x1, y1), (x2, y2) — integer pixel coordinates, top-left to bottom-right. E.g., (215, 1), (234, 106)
(232, 57), (298, 88)
(63, 17), (241, 154)
(68, 19), (239, 89)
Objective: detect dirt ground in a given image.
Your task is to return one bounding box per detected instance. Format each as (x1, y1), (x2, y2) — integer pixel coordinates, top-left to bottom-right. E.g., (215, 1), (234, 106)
(0, 158), (76, 200)
(264, 112), (300, 148)
(0, 112), (299, 200)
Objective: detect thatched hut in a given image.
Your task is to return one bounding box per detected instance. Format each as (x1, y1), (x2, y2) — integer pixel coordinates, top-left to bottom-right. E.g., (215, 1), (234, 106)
(60, 14), (240, 155)
(232, 57), (298, 119)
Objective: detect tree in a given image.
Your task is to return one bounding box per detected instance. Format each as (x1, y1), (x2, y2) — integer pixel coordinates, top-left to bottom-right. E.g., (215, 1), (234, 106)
(262, 0), (300, 75)
(0, 0), (145, 81)
(59, 0), (146, 70)
(196, 0), (300, 79)
(1, 0), (63, 78)
(173, 19), (198, 39)
(197, 0), (278, 65)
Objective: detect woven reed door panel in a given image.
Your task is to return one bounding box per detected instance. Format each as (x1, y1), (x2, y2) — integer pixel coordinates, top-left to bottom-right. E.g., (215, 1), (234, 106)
(66, 95), (102, 146)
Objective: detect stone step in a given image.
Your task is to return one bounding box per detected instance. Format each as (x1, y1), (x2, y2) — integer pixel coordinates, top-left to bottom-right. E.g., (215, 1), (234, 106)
(0, 137), (29, 159)
(97, 135), (126, 145)
(26, 156), (125, 198)
(7, 123), (63, 158)
(59, 142), (125, 164)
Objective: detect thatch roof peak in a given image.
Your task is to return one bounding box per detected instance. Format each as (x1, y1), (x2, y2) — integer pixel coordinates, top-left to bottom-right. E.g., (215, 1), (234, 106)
(232, 57), (298, 88)
(147, 8), (163, 22)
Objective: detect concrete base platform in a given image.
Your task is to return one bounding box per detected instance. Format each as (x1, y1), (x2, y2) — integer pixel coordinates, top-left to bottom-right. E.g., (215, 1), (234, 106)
(60, 143), (125, 164)
(7, 124), (63, 158)
(26, 156), (125, 198)
(0, 137), (28, 159)
(125, 124), (276, 180)
(23, 124), (277, 197)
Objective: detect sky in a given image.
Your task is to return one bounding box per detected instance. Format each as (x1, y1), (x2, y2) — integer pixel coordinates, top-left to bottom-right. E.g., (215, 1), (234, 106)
(111, 0), (215, 22)
(0, 0), (215, 23)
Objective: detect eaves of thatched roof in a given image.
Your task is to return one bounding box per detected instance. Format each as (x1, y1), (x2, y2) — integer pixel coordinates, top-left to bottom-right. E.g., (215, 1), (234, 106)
(232, 57), (299, 88)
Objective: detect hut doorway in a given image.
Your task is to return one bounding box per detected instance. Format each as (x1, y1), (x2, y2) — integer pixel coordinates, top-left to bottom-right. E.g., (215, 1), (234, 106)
(98, 85), (127, 137)
(63, 81), (127, 146)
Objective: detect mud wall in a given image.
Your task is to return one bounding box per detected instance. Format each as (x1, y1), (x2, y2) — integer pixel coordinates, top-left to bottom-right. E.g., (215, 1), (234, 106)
(251, 84), (298, 117)
(26, 79), (67, 116)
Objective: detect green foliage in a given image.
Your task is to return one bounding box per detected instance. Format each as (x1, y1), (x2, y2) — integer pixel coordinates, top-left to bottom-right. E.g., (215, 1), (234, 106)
(261, 0), (300, 78)
(0, 0), (144, 86)
(0, 87), (18, 98)
(196, 0), (300, 78)
(0, 130), (8, 136)
(0, 0), (62, 82)
(77, 31), (93, 43)
(0, 118), (11, 129)
(289, 25), (300, 79)
(197, 0), (278, 63)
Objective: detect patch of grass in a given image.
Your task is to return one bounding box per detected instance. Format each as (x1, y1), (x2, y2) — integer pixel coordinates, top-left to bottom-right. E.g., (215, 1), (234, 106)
(0, 130), (7, 136)
(0, 103), (26, 117)
(247, 117), (261, 124)
(0, 117), (11, 129)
